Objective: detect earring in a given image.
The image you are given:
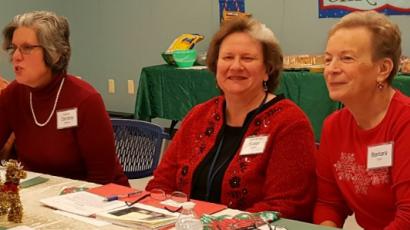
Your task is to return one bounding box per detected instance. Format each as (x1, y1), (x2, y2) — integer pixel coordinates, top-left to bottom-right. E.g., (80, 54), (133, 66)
(263, 81), (268, 92)
(377, 81), (384, 90)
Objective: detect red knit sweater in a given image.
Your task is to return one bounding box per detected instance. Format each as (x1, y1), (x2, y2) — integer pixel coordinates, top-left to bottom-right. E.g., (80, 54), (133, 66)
(146, 96), (316, 222)
(0, 74), (128, 186)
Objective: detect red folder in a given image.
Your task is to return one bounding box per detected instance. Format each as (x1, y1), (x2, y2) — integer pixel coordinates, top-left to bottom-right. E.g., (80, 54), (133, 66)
(88, 183), (227, 216)
(87, 183), (142, 202)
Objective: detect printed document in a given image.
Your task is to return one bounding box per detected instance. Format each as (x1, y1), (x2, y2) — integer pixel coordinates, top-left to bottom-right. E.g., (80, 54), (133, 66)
(40, 191), (125, 216)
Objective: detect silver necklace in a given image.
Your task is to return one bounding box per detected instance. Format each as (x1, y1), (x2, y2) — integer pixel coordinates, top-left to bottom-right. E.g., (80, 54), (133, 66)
(30, 77), (65, 127)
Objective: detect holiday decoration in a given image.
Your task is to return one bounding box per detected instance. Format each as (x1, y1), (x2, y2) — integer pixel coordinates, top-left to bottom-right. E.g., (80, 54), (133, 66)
(0, 160), (27, 223)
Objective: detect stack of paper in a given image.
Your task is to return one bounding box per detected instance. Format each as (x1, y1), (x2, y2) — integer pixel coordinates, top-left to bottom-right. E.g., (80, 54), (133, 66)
(40, 191), (125, 217)
(96, 203), (178, 230)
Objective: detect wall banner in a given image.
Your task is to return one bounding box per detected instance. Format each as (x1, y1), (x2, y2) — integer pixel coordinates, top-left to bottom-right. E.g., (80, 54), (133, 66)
(319, 0), (410, 18)
(219, 0), (245, 21)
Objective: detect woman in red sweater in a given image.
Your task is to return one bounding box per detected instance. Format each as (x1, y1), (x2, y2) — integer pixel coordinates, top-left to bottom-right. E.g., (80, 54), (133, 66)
(314, 11), (410, 229)
(146, 17), (316, 221)
(0, 11), (128, 186)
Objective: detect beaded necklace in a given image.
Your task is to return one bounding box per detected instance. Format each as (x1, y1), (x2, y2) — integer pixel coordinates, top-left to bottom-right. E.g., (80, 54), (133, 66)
(30, 77), (65, 127)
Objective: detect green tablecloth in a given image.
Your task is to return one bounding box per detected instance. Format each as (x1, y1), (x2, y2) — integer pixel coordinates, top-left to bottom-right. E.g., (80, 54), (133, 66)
(274, 71), (342, 141)
(135, 64), (410, 140)
(135, 65), (219, 121)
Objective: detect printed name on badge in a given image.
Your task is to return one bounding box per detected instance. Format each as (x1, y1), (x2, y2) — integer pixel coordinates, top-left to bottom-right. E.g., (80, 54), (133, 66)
(367, 142), (393, 169)
(240, 135), (269, 156)
(57, 108), (78, 129)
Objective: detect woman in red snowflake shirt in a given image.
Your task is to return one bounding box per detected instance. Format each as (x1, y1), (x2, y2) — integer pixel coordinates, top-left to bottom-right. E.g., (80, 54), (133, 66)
(314, 11), (410, 229)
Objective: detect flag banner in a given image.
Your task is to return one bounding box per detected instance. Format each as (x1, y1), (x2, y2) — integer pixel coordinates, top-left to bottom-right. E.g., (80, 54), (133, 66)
(319, 0), (410, 18)
(219, 0), (245, 21)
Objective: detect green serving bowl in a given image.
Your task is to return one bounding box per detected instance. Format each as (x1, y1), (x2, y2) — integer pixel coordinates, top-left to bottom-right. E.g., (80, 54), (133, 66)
(172, 49), (197, 68)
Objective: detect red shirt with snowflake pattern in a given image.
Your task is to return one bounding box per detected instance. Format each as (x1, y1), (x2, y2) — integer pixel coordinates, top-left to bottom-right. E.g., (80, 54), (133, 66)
(314, 91), (410, 230)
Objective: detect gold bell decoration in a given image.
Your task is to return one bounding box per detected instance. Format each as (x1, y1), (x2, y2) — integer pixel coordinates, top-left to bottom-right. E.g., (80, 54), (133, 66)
(0, 159), (27, 223)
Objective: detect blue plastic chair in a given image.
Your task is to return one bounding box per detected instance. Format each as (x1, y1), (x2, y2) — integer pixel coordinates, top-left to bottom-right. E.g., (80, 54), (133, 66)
(111, 119), (170, 179)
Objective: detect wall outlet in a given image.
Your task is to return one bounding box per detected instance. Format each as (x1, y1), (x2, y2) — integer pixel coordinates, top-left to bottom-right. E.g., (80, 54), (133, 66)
(108, 79), (115, 94)
(127, 80), (135, 94)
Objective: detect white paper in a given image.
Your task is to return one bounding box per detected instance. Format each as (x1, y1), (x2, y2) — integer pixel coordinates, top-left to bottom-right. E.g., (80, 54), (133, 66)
(54, 210), (111, 227)
(160, 199), (183, 208)
(96, 203), (178, 229)
(40, 191), (125, 216)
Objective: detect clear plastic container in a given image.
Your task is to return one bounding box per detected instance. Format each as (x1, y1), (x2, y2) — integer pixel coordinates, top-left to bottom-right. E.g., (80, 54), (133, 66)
(175, 202), (203, 230)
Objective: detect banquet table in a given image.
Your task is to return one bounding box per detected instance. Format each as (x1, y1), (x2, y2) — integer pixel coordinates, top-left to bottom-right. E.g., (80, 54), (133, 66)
(135, 64), (410, 140)
(0, 172), (337, 230)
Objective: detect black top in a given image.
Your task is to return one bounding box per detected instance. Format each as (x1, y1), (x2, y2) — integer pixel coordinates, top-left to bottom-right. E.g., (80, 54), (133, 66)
(191, 125), (242, 202)
(190, 94), (284, 202)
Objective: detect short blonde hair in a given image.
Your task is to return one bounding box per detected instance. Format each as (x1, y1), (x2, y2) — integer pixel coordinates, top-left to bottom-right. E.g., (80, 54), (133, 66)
(328, 11), (401, 83)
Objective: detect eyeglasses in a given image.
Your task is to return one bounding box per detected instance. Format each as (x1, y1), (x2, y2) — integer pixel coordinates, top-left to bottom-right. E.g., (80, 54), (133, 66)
(6, 44), (43, 56)
(125, 188), (188, 212)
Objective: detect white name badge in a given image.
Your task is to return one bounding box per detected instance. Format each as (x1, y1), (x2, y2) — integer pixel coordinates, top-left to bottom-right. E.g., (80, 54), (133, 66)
(367, 142), (393, 169)
(57, 108), (78, 129)
(240, 135), (269, 156)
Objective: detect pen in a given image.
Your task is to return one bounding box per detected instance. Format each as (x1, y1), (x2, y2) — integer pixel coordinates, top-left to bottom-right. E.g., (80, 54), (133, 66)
(124, 193), (151, 206)
(105, 191), (142, 202)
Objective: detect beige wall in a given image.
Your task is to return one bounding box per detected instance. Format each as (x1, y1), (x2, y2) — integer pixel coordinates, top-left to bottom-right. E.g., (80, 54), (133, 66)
(1, 0), (409, 114)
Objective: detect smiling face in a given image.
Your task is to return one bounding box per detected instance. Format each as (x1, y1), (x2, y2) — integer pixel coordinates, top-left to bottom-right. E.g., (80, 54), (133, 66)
(216, 32), (268, 98)
(324, 27), (383, 104)
(11, 26), (52, 88)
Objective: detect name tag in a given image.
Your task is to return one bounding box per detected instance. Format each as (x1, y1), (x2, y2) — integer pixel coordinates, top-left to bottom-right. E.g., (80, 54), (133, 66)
(57, 108), (78, 129)
(367, 142), (393, 169)
(240, 135), (269, 155)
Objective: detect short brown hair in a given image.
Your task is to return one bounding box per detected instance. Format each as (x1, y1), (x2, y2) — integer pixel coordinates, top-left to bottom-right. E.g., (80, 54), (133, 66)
(328, 11), (401, 83)
(206, 17), (283, 92)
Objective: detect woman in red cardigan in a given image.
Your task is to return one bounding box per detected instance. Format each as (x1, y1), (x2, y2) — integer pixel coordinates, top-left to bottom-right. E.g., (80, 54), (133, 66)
(146, 17), (316, 222)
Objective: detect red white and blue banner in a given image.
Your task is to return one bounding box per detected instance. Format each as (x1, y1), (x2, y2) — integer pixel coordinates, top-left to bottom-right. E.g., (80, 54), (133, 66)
(219, 0), (245, 20)
(319, 0), (410, 18)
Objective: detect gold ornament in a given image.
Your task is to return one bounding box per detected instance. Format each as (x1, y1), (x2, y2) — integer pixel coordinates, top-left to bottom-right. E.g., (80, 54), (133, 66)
(0, 159), (27, 223)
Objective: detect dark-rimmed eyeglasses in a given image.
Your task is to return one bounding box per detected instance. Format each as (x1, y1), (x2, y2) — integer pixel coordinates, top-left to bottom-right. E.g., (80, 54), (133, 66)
(6, 44), (43, 56)
(125, 188), (188, 213)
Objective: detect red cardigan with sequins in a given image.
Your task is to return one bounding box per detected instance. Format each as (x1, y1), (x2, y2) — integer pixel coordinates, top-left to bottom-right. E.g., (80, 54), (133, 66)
(147, 96), (316, 222)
